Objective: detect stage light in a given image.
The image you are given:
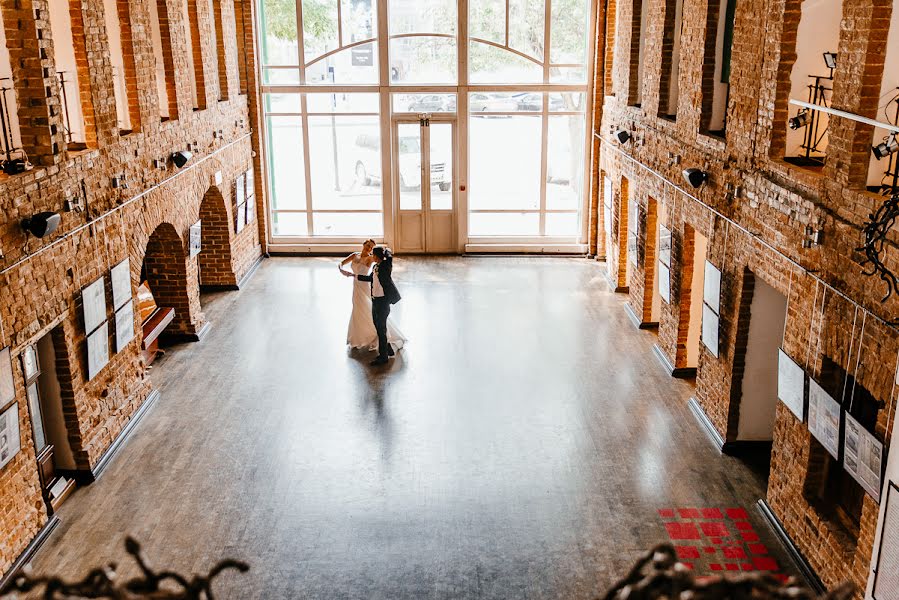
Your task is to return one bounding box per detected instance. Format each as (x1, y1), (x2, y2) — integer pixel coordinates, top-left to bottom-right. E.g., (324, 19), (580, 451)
(171, 150), (193, 169)
(613, 129), (631, 144)
(789, 110), (810, 130)
(823, 52), (837, 70)
(872, 134), (899, 160)
(22, 212), (61, 238)
(682, 168), (709, 189)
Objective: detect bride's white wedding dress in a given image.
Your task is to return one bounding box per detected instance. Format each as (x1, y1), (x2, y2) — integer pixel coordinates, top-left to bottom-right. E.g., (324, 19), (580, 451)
(346, 255), (407, 351)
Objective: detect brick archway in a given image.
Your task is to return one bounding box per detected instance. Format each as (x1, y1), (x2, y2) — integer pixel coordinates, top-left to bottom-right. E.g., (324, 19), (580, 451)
(198, 186), (236, 289)
(141, 222), (195, 336)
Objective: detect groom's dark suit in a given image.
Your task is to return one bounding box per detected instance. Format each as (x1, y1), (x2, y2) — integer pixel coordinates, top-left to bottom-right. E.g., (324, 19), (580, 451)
(357, 256), (401, 361)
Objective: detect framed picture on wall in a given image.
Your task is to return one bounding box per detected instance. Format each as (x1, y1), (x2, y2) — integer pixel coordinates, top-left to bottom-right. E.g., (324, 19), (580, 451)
(245, 167), (255, 200)
(703, 261), (721, 313)
(807, 378), (841, 459)
(236, 203), (246, 233)
(21, 345), (38, 381)
(777, 349), (806, 421)
(235, 173), (246, 206)
(189, 220), (202, 258)
(659, 263), (671, 304)
(82, 277), (107, 334)
(111, 258), (131, 310)
(659, 225), (672, 267)
(701, 303), (720, 357)
(844, 413), (884, 502)
(245, 197), (256, 225)
(87, 322), (110, 381)
(0, 401), (20, 470)
(0, 347), (15, 408)
(115, 303), (136, 353)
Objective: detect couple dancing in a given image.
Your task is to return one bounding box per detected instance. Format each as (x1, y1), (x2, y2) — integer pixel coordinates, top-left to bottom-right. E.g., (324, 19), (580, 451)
(340, 240), (405, 366)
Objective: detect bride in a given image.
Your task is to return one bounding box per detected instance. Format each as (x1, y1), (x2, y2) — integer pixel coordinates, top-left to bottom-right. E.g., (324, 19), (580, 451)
(339, 240), (407, 352)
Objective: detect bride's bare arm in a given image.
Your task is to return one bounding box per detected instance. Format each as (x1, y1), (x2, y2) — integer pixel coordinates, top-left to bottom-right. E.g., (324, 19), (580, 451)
(338, 253), (357, 277)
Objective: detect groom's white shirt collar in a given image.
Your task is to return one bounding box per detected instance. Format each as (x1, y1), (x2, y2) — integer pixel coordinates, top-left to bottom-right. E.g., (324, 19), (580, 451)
(372, 264), (385, 298)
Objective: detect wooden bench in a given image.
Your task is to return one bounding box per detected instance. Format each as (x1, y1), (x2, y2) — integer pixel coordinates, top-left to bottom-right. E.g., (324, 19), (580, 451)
(141, 307), (174, 365)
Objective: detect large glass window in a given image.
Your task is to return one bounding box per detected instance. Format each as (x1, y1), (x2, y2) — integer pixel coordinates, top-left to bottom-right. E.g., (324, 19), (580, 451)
(265, 93), (383, 237)
(259, 0), (592, 243)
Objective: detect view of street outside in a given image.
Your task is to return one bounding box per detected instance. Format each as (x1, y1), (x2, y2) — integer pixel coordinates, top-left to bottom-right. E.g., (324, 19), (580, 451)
(259, 0), (590, 239)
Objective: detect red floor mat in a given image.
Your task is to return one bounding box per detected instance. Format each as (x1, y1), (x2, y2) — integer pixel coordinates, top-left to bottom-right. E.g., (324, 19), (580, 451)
(658, 507), (785, 578)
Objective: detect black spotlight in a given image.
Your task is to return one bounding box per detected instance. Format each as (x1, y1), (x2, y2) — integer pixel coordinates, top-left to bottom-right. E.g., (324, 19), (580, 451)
(682, 168), (709, 189)
(171, 150), (193, 169)
(872, 134), (899, 160)
(614, 129), (631, 144)
(788, 110), (810, 130)
(823, 52), (837, 70)
(22, 212), (61, 238)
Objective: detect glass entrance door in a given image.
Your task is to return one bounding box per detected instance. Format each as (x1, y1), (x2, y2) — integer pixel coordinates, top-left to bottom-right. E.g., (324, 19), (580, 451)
(395, 117), (456, 253)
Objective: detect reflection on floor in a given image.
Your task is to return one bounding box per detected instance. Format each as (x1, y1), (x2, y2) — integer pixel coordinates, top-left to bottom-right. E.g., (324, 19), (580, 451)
(30, 257), (796, 598)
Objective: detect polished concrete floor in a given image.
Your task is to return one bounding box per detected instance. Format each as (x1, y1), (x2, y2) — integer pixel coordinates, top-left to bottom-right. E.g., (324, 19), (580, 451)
(31, 257), (794, 598)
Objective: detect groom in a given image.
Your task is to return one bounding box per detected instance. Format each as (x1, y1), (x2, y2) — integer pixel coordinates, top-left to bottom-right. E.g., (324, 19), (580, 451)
(356, 246), (401, 365)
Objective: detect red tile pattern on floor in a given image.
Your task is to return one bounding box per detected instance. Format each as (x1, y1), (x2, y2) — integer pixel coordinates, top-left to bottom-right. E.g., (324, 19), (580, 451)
(659, 508), (785, 578)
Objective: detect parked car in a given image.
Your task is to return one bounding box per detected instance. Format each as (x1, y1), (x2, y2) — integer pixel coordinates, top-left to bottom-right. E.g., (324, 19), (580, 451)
(511, 93), (565, 112)
(469, 93), (518, 115)
(406, 95), (456, 113)
(351, 134), (451, 191)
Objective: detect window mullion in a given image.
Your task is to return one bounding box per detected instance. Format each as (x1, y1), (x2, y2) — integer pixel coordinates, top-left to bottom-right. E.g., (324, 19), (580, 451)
(297, 0), (306, 84)
(539, 94), (549, 235)
(300, 94), (314, 234)
(543, 0), (552, 83)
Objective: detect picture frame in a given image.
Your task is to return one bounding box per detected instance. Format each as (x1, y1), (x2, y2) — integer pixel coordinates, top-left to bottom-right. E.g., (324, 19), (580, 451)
(245, 167), (255, 199)
(111, 258), (131, 310)
(82, 277), (107, 334)
(659, 225), (672, 267)
(87, 322), (110, 381)
(21, 344), (38, 381)
(844, 413), (884, 502)
(189, 220), (202, 258)
(0, 401), (20, 470)
(236, 203), (246, 233)
(807, 378), (840, 459)
(658, 263), (671, 304)
(235, 173), (246, 207)
(703, 261), (721, 314)
(115, 303), (136, 353)
(0, 347), (15, 408)
(777, 349), (806, 421)
(701, 303), (720, 357)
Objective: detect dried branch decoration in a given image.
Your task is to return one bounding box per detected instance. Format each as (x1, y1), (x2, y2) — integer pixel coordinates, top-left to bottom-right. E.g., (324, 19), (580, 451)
(602, 544), (854, 600)
(0, 537), (248, 599)
(858, 192), (899, 303)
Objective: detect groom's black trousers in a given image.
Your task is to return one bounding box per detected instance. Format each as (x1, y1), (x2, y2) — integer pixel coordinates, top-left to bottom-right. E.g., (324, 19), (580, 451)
(372, 296), (391, 360)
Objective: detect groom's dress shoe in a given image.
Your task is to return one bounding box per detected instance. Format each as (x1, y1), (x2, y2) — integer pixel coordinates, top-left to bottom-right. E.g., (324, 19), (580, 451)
(370, 357), (389, 366)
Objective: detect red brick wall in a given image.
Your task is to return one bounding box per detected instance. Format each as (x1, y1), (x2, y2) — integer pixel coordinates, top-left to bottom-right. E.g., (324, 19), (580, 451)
(593, 0), (899, 590)
(0, 0), (262, 578)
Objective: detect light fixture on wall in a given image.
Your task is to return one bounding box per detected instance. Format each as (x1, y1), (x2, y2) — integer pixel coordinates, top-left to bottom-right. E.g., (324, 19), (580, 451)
(171, 150), (193, 169)
(822, 52), (837, 70)
(682, 168), (708, 189)
(613, 129), (631, 144)
(788, 109), (810, 130)
(872, 134), (899, 161)
(22, 212), (61, 238)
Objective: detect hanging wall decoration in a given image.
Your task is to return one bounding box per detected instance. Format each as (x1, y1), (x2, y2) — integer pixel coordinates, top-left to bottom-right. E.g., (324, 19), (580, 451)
(627, 198), (638, 267)
(658, 225), (672, 304)
(0, 401), (20, 469)
(857, 192), (899, 308)
(777, 349), (806, 420)
(87, 322), (110, 380)
(701, 261), (722, 357)
(807, 378), (841, 459)
(0, 347), (15, 408)
(844, 413), (884, 502)
(111, 259), (131, 311)
(189, 220), (202, 258)
(82, 277), (107, 334)
(115, 303), (136, 353)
